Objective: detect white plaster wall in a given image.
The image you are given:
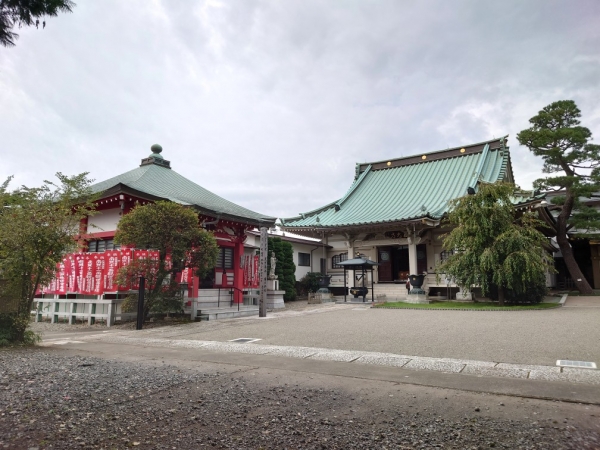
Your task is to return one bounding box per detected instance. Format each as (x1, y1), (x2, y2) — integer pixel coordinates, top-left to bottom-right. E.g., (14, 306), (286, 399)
(293, 242), (323, 280)
(88, 208), (121, 233)
(245, 232), (325, 281)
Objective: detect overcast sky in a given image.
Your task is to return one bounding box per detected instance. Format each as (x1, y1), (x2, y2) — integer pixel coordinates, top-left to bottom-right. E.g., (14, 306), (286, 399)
(1, 0), (599, 219)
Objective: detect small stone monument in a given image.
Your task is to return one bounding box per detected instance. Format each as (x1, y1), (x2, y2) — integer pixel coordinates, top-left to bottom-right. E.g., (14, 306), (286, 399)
(268, 252), (278, 280)
(267, 251), (279, 291)
(267, 252), (284, 308)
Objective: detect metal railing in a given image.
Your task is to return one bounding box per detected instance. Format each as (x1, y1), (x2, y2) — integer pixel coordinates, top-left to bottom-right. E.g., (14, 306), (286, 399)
(199, 287), (260, 311)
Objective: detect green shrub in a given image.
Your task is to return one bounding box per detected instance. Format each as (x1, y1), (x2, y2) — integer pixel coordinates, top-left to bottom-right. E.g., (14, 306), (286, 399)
(0, 313), (39, 346)
(298, 272), (323, 295)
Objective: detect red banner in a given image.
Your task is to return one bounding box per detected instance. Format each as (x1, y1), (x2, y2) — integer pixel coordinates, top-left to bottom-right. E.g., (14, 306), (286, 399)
(37, 249), (203, 295)
(79, 253), (105, 295)
(103, 250), (120, 292)
(242, 255), (248, 287)
(55, 258), (68, 295)
(118, 249), (133, 291)
(74, 253), (85, 293)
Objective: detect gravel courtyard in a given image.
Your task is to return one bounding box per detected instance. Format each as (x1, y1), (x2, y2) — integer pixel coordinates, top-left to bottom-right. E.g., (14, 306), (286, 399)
(125, 300), (600, 367)
(1, 348), (600, 450)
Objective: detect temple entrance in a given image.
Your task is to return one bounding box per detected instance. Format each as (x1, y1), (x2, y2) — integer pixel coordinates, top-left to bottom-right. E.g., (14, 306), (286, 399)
(377, 244), (428, 282)
(377, 246), (409, 282)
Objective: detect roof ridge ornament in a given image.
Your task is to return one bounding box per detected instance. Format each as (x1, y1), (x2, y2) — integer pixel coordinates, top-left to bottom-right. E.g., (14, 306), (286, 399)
(140, 143), (171, 169)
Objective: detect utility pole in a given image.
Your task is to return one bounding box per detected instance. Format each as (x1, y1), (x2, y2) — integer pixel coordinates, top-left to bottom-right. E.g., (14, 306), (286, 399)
(259, 226), (268, 317)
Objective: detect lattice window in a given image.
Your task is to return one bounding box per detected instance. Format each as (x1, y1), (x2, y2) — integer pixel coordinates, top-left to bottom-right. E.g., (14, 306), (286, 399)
(332, 252), (348, 269)
(88, 239), (119, 252)
(216, 247), (234, 269)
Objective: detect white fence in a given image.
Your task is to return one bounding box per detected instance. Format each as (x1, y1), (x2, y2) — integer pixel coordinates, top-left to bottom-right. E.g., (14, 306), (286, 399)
(32, 295), (136, 327)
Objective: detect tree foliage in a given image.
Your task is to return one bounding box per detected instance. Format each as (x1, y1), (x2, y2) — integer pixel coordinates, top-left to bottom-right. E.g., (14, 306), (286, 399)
(438, 183), (553, 305)
(267, 237), (296, 301)
(0, 173), (96, 343)
(0, 0), (75, 47)
(114, 201), (219, 318)
(517, 100), (600, 294)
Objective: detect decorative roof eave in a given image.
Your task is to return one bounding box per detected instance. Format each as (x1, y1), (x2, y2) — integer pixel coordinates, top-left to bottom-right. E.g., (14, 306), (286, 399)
(284, 196), (549, 237)
(282, 216), (441, 236)
(97, 183), (276, 228)
(335, 165), (372, 210)
(284, 199), (341, 223)
(245, 230), (332, 248)
(193, 207), (276, 228)
(96, 183), (169, 203)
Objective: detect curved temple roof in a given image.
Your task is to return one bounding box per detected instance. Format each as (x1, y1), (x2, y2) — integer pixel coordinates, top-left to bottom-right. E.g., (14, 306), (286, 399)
(90, 146), (276, 227)
(282, 137), (541, 231)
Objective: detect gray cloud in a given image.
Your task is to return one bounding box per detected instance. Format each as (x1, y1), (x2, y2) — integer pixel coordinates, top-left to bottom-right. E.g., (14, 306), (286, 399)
(1, 0), (599, 218)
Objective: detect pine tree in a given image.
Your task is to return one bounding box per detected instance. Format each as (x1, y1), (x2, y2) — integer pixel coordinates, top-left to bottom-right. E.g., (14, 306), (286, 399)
(0, 0), (75, 47)
(517, 100), (600, 294)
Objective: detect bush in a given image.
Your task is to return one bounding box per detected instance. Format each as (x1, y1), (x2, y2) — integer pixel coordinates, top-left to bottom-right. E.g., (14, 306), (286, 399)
(0, 313), (39, 346)
(298, 272), (323, 296)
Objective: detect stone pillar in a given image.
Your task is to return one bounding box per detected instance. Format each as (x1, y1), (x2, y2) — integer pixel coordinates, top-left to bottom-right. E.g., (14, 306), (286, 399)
(107, 301), (115, 327)
(345, 241), (355, 289)
(408, 241), (418, 275)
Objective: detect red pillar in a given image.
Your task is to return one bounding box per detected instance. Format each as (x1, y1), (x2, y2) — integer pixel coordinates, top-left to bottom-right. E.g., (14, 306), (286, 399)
(233, 239), (245, 304)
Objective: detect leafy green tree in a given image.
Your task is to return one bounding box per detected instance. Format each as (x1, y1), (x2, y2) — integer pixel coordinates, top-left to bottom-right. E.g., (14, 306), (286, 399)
(0, 173), (96, 343)
(0, 0), (75, 47)
(267, 237), (297, 301)
(517, 100), (600, 295)
(114, 201), (219, 318)
(438, 183), (553, 305)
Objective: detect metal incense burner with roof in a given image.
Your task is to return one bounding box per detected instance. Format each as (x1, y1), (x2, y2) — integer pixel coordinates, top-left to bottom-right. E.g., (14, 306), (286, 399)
(337, 255), (379, 303)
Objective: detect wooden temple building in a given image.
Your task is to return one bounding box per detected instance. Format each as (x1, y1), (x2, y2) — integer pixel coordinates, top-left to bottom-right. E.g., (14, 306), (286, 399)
(34, 145), (276, 324)
(281, 137), (548, 300)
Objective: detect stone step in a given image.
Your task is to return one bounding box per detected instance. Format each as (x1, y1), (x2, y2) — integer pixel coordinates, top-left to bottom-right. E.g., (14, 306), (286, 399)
(196, 306), (259, 321)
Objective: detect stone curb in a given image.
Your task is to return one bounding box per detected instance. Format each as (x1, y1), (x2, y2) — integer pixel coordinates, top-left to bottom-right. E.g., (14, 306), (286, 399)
(69, 334), (600, 386)
(371, 305), (562, 311)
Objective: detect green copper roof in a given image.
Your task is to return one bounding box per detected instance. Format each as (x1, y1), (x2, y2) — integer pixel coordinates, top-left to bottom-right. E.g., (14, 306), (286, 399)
(90, 148), (276, 226)
(282, 137), (525, 230)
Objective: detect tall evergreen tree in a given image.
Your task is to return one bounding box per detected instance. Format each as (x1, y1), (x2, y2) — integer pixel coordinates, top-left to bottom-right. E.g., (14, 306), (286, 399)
(517, 100), (600, 294)
(267, 237), (297, 301)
